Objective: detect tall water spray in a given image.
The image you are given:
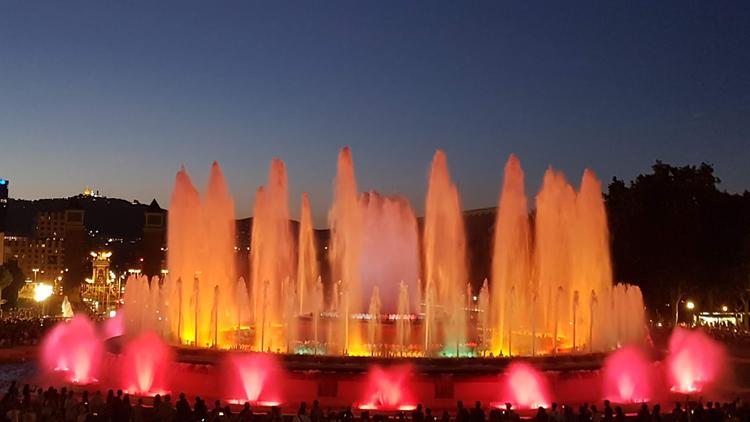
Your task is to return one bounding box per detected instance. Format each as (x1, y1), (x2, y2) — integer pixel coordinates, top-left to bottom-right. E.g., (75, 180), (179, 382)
(491, 155), (645, 355)
(423, 150), (468, 356)
(120, 149), (646, 357)
(360, 192), (419, 313)
(251, 159), (295, 352)
(329, 147), (364, 354)
(297, 192), (320, 315)
(165, 163), (238, 346)
(491, 155), (532, 356)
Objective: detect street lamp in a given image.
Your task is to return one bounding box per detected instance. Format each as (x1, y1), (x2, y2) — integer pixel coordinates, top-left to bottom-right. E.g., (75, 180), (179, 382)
(686, 301), (695, 310)
(34, 283), (54, 317)
(722, 305), (729, 312)
(32, 268), (39, 282)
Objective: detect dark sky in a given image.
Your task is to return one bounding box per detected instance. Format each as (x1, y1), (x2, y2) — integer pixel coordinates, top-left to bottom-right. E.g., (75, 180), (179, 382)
(2, 1), (749, 225)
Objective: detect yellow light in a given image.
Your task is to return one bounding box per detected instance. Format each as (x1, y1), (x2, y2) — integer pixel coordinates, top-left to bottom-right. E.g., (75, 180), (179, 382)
(34, 284), (54, 302)
(722, 305), (728, 312)
(686, 301), (695, 310)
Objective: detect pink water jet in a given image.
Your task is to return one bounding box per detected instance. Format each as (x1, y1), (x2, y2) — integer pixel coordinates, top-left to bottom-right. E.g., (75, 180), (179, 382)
(602, 346), (652, 403)
(223, 353), (283, 405)
(121, 331), (173, 395)
(499, 362), (550, 409)
(360, 192), (419, 313)
(102, 312), (124, 339)
(667, 327), (726, 393)
(40, 315), (102, 384)
(359, 365), (415, 411)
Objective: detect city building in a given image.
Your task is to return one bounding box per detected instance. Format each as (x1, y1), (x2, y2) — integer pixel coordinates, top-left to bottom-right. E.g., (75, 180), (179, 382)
(3, 207), (87, 295)
(3, 210), (67, 293)
(142, 199), (166, 278)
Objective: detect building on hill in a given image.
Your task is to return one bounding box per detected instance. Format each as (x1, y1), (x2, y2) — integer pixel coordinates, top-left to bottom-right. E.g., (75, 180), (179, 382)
(142, 199), (166, 278)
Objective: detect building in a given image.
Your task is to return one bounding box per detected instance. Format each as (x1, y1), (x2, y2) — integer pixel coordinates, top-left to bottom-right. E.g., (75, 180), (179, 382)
(3, 207), (86, 295)
(0, 178), (7, 264)
(62, 207), (86, 292)
(3, 210), (66, 292)
(142, 199), (166, 278)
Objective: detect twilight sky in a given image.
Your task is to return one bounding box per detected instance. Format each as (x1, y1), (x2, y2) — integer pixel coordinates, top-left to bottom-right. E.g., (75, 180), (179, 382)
(1, 1), (749, 226)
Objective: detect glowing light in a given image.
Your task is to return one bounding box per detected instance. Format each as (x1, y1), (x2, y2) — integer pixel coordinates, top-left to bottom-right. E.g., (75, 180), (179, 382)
(109, 310), (117, 318)
(722, 305), (728, 312)
(686, 301), (695, 310)
(34, 283), (54, 302)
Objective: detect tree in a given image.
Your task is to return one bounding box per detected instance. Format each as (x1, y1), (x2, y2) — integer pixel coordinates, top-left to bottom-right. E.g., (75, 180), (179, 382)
(606, 161), (750, 313)
(0, 261), (26, 312)
(0, 266), (11, 317)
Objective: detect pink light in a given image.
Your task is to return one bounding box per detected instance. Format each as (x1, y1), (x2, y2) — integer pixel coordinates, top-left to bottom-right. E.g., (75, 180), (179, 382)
(40, 315), (102, 385)
(602, 346), (652, 403)
(223, 353), (283, 405)
(359, 365), (415, 411)
(121, 331), (173, 395)
(500, 363), (550, 410)
(667, 328), (726, 394)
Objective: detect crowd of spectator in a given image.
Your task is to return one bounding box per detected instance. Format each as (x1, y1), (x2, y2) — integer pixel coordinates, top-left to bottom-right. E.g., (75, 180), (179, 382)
(3, 382), (750, 422)
(0, 318), (56, 348)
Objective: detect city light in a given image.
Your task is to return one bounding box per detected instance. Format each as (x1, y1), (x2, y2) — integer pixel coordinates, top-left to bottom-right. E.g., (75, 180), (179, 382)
(722, 305), (729, 312)
(686, 301), (695, 310)
(34, 283), (54, 302)
(109, 310), (117, 318)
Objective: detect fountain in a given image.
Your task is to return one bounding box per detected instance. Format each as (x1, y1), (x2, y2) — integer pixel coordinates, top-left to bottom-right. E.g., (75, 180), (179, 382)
(667, 327), (726, 393)
(492, 155), (646, 356)
(358, 365), (415, 411)
(120, 331), (173, 395)
(602, 346), (652, 403)
(498, 362), (550, 410)
(118, 148), (645, 358)
(423, 150), (469, 356)
(223, 353), (283, 406)
(40, 315), (102, 384)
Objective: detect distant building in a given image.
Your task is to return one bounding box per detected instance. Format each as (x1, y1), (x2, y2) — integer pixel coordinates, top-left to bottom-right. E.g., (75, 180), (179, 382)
(4, 211), (66, 292)
(63, 206), (86, 292)
(142, 199), (166, 278)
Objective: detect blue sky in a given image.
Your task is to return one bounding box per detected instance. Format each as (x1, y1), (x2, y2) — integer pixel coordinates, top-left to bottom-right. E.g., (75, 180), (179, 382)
(1, 1), (748, 225)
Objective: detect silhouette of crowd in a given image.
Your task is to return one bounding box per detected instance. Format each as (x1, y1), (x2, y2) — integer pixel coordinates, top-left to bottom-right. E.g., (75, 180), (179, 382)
(0, 318), (55, 348)
(3, 382), (750, 422)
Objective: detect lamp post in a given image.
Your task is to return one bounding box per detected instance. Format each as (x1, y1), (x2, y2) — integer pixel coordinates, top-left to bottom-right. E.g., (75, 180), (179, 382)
(686, 301), (696, 326)
(34, 283), (53, 317)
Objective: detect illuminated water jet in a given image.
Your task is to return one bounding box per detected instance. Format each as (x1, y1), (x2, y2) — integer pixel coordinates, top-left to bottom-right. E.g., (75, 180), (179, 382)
(602, 346), (652, 403)
(121, 331), (173, 395)
(359, 365), (415, 411)
(223, 353), (283, 405)
(40, 315), (102, 384)
(667, 327), (726, 393)
(498, 362), (550, 409)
